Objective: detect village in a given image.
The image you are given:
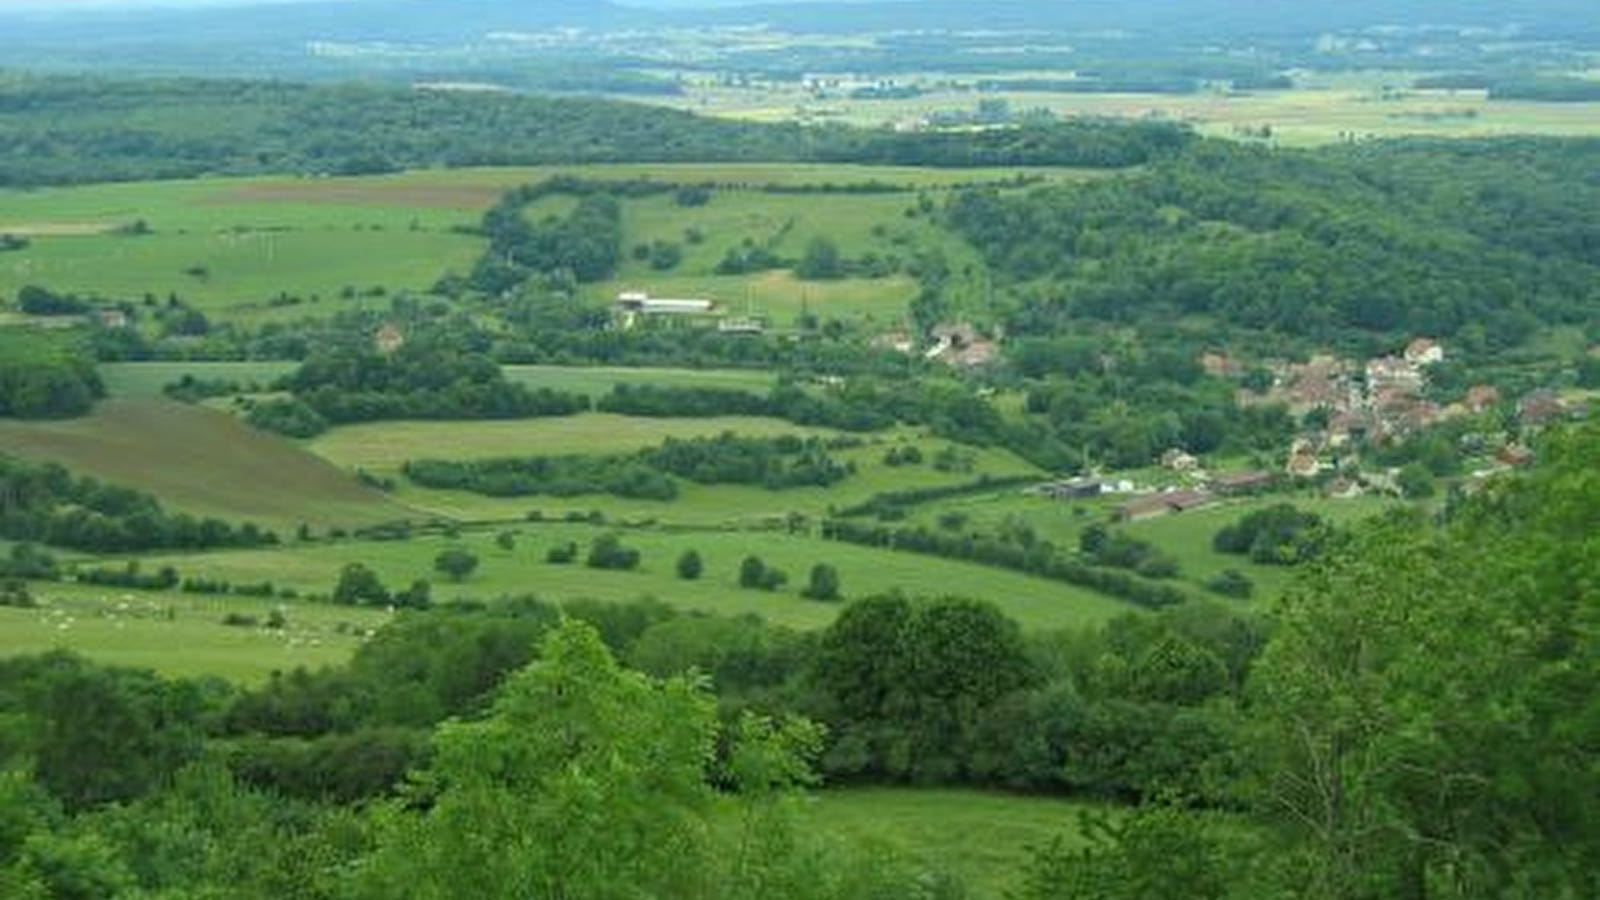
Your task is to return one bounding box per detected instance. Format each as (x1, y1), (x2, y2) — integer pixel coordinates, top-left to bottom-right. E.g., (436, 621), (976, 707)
(1031, 336), (1588, 523)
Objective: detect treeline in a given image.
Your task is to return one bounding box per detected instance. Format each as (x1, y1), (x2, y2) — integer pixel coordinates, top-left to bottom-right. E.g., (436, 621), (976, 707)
(0, 329), (104, 419)
(267, 334), (589, 434)
(950, 137), (1600, 354)
(404, 433), (857, 500)
(1488, 76), (1600, 102)
(820, 518), (1192, 609)
(0, 455), (276, 552)
(0, 74), (1190, 187)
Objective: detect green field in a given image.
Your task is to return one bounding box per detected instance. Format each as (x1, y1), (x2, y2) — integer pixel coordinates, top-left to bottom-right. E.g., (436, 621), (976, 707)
(0, 162), (1087, 323)
(139, 522), (1131, 632)
(312, 421), (1040, 527)
(99, 360), (299, 398)
(0, 161), (1068, 328)
(803, 787), (1102, 899)
(900, 487), (1400, 603)
(0, 397), (405, 529)
(1124, 493), (1401, 598)
(0, 581), (388, 683)
(501, 364), (776, 397)
(307, 412), (835, 471)
(577, 185), (990, 326)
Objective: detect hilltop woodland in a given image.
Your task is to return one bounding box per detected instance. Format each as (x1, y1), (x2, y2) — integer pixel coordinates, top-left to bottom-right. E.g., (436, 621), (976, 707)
(0, 421), (1597, 897)
(0, 76), (1190, 187)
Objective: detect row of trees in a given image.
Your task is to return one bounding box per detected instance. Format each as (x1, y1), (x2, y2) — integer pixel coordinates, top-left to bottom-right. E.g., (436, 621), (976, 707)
(266, 333), (589, 434)
(0, 455), (276, 552)
(820, 518), (1192, 609)
(404, 433), (856, 500)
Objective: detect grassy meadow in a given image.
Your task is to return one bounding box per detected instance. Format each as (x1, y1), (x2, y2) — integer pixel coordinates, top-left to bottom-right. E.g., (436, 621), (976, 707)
(0, 160), (1080, 331)
(0, 581), (389, 684)
(803, 787), (1103, 899)
(0, 161), (1085, 327)
(901, 487), (1399, 603)
(137, 521), (1132, 632)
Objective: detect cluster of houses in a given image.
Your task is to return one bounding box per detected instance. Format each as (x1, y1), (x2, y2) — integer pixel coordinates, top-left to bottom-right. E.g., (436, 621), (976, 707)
(1223, 338), (1583, 479)
(1025, 337), (1592, 523)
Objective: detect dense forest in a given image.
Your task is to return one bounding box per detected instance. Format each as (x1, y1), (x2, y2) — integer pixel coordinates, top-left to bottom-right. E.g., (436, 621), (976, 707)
(2, 419), (1597, 897)
(0, 76), (1192, 187)
(949, 137), (1600, 355)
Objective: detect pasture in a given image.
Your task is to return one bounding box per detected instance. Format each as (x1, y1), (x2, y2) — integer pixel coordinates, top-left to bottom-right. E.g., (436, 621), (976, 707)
(803, 787), (1103, 899)
(501, 364), (775, 397)
(0, 160), (1061, 328)
(576, 185), (990, 326)
(138, 522), (1133, 632)
(901, 487), (1399, 603)
(0, 397), (406, 529)
(0, 581), (388, 684)
(311, 422), (1041, 527)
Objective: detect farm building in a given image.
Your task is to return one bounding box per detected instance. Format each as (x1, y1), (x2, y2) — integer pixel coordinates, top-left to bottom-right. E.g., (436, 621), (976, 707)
(1033, 477), (1110, 500)
(615, 291), (717, 315)
(1212, 470), (1277, 496)
(1115, 490), (1216, 522)
(614, 291), (719, 330)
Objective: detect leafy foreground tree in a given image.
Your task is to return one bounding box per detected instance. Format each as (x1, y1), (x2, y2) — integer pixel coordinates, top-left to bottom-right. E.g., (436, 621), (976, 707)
(351, 619), (961, 900)
(1016, 421), (1600, 900)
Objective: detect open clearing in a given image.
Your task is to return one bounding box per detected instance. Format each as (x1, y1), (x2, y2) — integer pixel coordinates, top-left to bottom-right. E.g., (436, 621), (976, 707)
(307, 412), (832, 470)
(0, 582), (389, 684)
(501, 364), (776, 397)
(0, 161), (1075, 326)
(803, 787), (1101, 899)
(141, 522), (1132, 632)
(0, 398), (406, 529)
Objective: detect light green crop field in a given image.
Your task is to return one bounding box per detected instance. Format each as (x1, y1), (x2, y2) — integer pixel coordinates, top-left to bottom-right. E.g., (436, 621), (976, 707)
(501, 364), (776, 397)
(139, 522), (1132, 632)
(802, 787), (1102, 899)
(0, 163), (1064, 325)
(0, 397), (406, 529)
(0, 581), (389, 684)
(307, 413), (836, 471)
(99, 360), (300, 398)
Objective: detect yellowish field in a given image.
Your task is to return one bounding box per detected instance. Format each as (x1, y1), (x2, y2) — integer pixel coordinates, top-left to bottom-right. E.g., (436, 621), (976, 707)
(661, 83), (1600, 147)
